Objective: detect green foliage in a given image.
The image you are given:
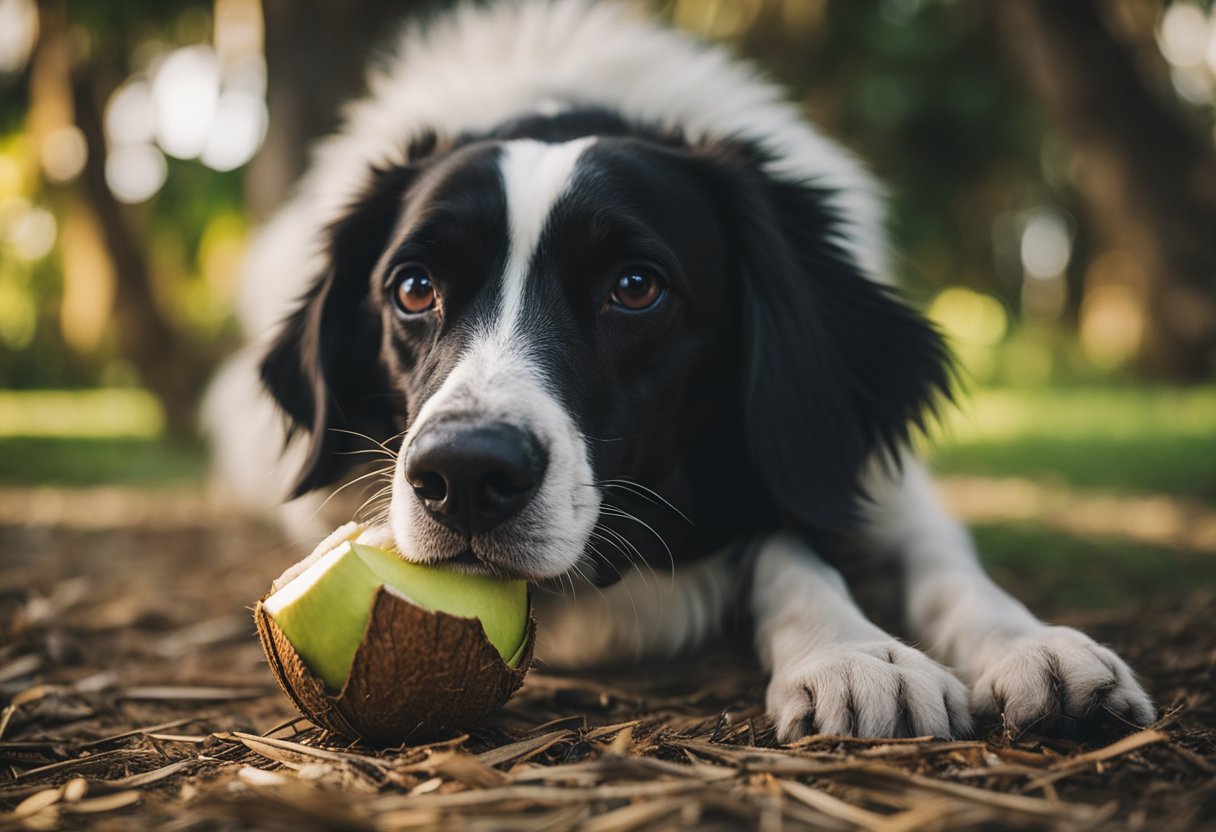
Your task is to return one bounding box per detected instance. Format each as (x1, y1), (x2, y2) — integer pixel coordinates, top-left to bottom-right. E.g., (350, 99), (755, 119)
(929, 385), (1216, 504)
(727, 0), (1047, 294)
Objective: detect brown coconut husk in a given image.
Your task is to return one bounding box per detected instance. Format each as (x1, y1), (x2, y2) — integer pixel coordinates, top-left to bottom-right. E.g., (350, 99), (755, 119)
(255, 586), (535, 747)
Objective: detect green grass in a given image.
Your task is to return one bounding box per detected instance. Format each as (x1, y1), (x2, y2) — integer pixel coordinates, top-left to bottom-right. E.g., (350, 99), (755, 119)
(0, 384), (1211, 499)
(0, 436), (206, 487)
(0, 384), (1211, 611)
(0, 388), (205, 486)
(0, 388), (165, 438)
(927, 386), (1216, 505)
(973, 523), (1216, 609)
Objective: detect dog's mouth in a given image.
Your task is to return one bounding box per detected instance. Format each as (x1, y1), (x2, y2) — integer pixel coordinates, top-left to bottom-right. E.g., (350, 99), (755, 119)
(441, 546), (535, 582)
(447, 547), (485, 569)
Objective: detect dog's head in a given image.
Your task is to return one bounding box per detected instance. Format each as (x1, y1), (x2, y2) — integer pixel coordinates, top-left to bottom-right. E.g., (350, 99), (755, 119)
(261, 112), (951, 582)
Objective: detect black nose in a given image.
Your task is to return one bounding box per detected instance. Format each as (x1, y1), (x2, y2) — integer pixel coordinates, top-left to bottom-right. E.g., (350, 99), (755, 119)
(405, 421), (547, 535)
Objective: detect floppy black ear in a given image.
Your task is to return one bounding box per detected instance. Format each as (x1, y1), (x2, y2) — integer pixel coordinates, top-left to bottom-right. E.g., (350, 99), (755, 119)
(710, 146), (953, 531)
(260, 164), (417, 498)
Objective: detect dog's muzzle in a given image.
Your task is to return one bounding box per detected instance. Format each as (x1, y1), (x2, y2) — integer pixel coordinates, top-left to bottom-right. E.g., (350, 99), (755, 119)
(404, 420), (547, 537)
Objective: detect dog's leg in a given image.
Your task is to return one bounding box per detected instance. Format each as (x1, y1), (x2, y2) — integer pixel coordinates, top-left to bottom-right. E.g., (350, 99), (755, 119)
(754, 531), (972, 741)
(858, 456), (1155, 735)
(533, 549), (738, 668)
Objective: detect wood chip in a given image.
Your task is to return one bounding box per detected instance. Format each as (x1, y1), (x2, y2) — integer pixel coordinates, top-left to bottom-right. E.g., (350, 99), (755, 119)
(61, 790), (141, 813)
(512, 755), (733, 785)
(605, 725), (633, 756)
(238, 766), (291, 787)
(0, 703), (14, 743)
(79, 718), (196, 749)
(409, 777), (444, 796)
(475, 730), (572, 767)
(1048, 728), (1166, 770)
(0, 655), (41, 684)
(375, 779), (704, 811)
(863, 764), (1102, 820)
(583, 720), (643, 741)
(104, 759), (196, 789)
(674, 740), (868, 776)
(779, 780), (893, 831)
(118, 685), (270, 701)
(61, 778), (88, 803)
(223, 731), (369, 764)
(854, 741), (986, 759)
(417, 750), (509, 788)
(1022, 729), (1169, 791)
(9, 787), (62, 819)
(576, 796), (686, 832)
(147, 733), (210, 743)
(12, 748), (131, 780)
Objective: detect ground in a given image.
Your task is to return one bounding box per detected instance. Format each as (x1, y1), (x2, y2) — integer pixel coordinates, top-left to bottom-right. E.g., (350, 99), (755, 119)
(1, 386), (1214, 830)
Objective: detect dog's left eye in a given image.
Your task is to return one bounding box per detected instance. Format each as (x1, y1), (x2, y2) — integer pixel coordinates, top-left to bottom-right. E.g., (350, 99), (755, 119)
(607, 267), (664, 312)
(390, 264), (437, 315)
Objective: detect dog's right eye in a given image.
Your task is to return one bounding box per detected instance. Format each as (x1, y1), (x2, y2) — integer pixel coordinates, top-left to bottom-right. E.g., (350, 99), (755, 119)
(390, 265), (437, 315)
(606, 265), (665, 312)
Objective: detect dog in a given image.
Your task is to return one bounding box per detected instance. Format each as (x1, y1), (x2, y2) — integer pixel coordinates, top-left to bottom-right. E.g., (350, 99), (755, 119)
(206, 0), (1154, 740)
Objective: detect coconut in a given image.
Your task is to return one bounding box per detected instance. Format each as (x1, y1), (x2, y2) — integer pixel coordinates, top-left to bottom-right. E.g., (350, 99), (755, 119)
(254, 526), (534, 746)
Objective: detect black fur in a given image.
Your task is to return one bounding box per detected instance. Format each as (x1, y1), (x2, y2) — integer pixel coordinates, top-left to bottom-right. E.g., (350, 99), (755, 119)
(700, 143), (953, 530)
(259, 112), (951, 570)
(260, 164), (417, 496)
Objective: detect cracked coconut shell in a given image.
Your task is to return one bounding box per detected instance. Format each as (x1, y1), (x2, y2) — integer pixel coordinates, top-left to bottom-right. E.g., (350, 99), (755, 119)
(255, 587), (535, 747)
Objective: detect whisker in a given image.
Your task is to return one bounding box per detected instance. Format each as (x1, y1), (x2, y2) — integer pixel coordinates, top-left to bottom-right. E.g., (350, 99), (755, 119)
(596, 478), (693, 526)
(328, 427), (406, 457)
(336, 447), (399, 461)
(595, 524), (644, 566)
(310, 464), (396, 519)
(584, 538), (644, 651)
(582, 434), (642, 444)
(591, 525), (655, 592)
(597, 505), (676, 584)
(354, 483), (394, 522)
(589, 528), (652, 595)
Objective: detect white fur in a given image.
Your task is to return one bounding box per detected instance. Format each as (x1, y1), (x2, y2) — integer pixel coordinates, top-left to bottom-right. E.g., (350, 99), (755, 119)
(497, 138), (596, 333)
(751, 531), (972, 741)
(388, 138), (599, 579)
(534, 548), (736, 667)
(856, 455), (1154, 733)
(200, 344), (331, 538)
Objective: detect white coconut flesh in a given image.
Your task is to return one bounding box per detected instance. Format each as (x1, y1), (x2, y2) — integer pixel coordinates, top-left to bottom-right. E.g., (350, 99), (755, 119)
(262, 540), (530, 691)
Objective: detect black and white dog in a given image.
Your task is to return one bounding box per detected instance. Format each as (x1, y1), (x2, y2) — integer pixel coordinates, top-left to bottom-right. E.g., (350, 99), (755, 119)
(207, 0), (1153, 740)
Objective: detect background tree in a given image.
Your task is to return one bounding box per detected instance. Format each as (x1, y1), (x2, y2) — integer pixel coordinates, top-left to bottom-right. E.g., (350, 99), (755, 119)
(250, 0), (418, 218)
(997, 0), (1216, 381)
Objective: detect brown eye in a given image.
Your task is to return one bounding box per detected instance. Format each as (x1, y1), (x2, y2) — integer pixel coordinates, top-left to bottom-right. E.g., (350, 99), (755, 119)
(391, 265), (436, 315)
(608, 267), (664, 311)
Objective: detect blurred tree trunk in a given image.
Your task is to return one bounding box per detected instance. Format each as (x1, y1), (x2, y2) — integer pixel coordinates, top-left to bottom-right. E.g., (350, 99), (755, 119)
(71, 72), (212, 435)
(996, 0), (1216, 381)
(247, 0), (426, 219)
(33, 0), (210, 434)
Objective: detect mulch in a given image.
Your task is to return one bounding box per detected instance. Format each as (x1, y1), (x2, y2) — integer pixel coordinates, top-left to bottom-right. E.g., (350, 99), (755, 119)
(1, 516), (1214, 831)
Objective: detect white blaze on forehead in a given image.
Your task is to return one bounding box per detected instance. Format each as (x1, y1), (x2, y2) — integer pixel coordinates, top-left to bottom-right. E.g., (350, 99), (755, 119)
(495, 137), (595, 339)
(390, 136), (602, 579)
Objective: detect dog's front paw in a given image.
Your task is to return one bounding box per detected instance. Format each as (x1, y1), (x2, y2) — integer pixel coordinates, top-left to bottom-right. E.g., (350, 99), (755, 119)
(766, 641), (973, 743)
(970, 626), (1155, 737)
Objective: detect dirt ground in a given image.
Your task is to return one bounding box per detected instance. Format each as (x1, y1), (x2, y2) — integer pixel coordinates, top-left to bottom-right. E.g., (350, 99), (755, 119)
(1, 495), (1214, 831)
